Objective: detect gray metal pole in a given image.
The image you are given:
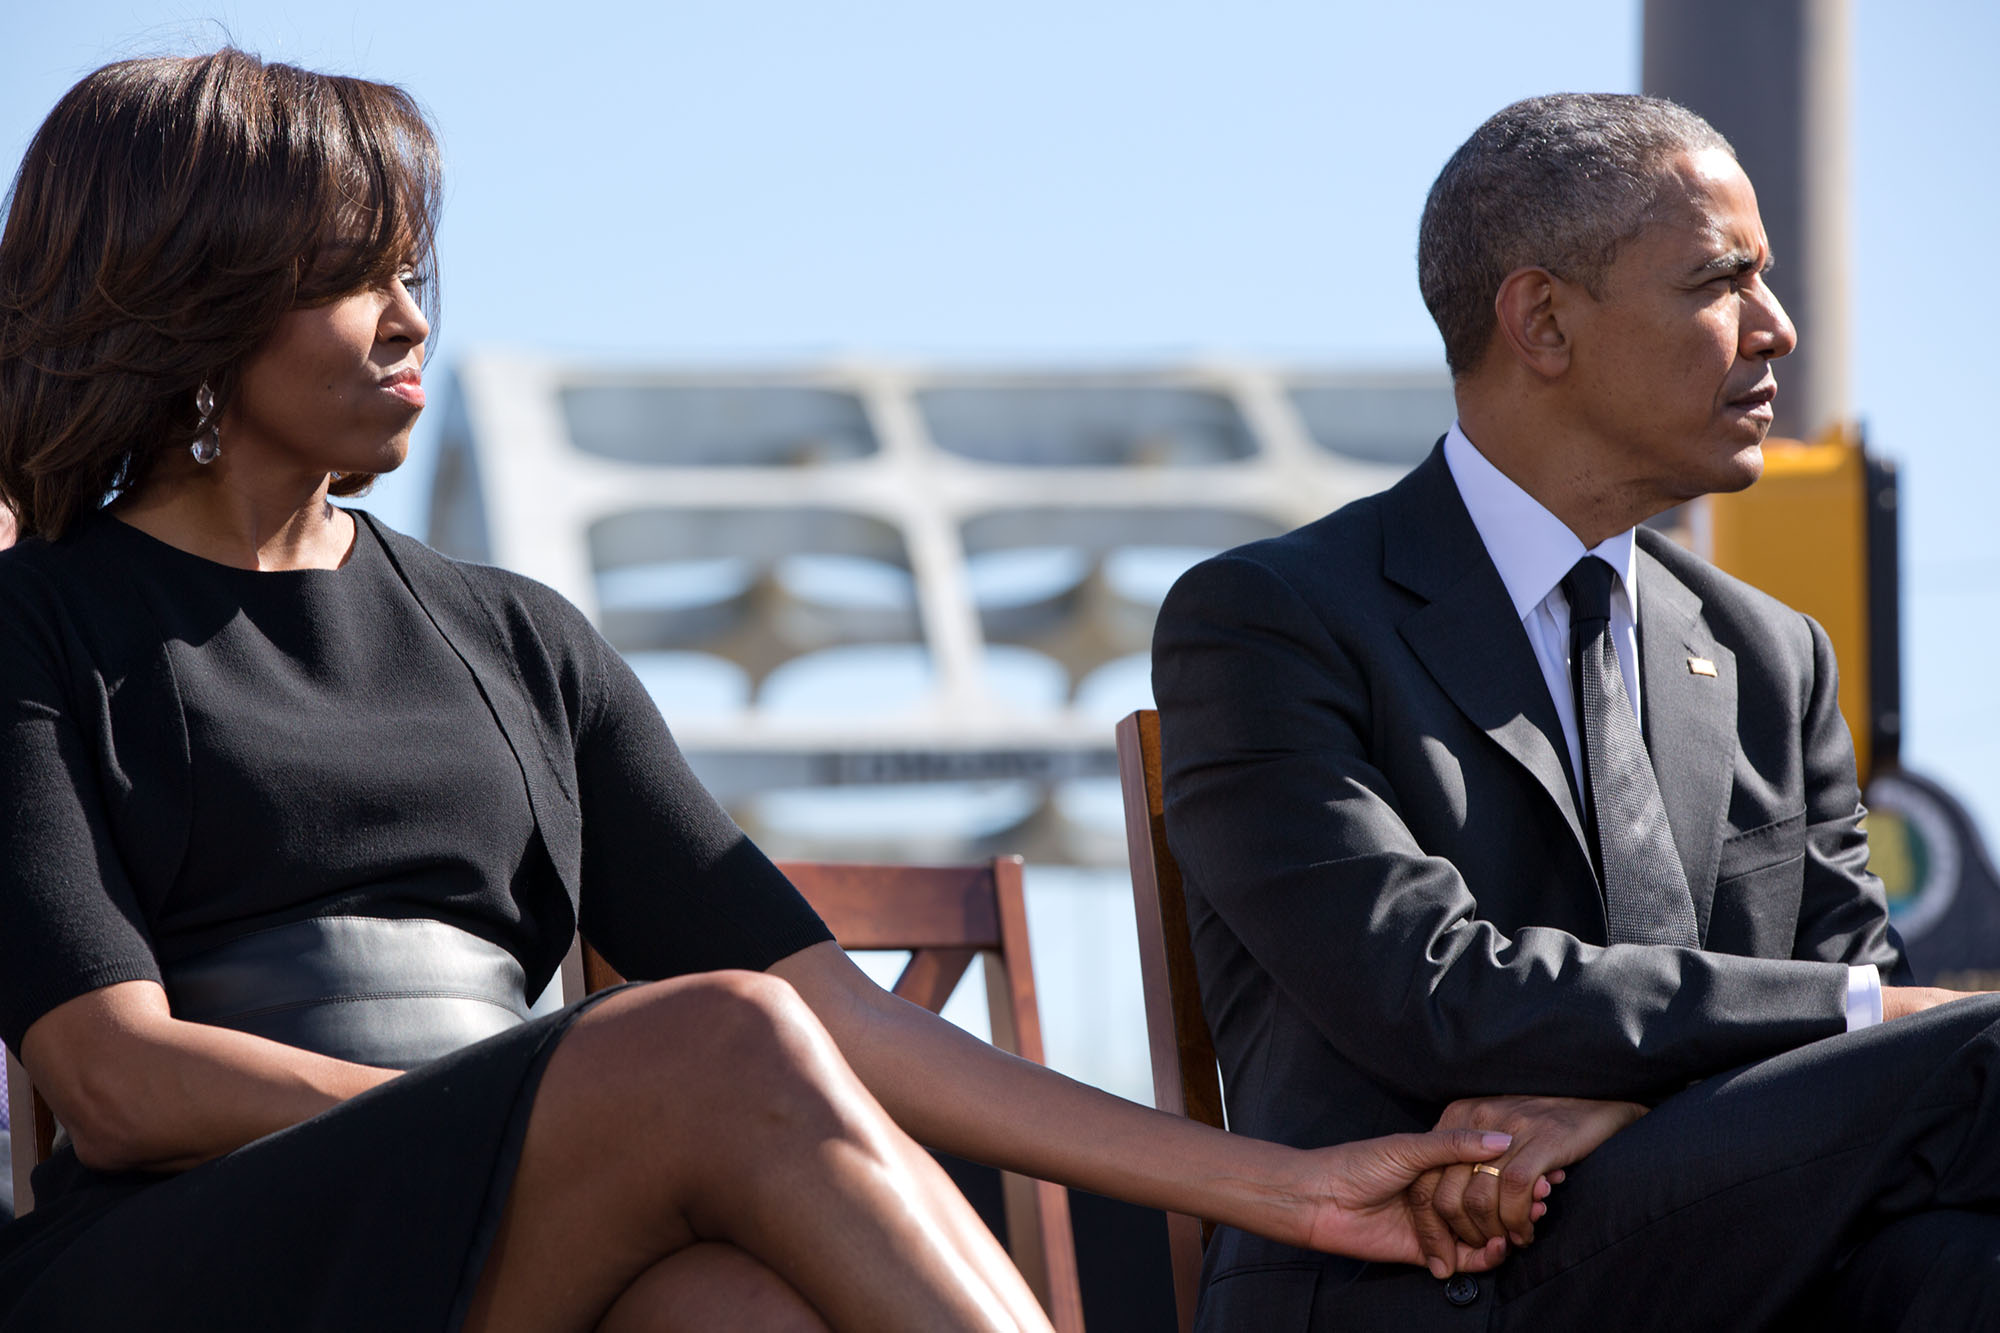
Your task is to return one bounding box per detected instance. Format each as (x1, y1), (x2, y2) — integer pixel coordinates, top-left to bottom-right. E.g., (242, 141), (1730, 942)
(1642, 0), (1851, 442)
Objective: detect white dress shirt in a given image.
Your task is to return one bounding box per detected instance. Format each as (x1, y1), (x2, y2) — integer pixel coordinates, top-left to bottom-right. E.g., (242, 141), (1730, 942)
(1441, 424), (1881, 1031)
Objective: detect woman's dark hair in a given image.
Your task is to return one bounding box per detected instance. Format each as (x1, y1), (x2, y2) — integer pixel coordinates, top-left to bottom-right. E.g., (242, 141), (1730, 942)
(0, 48), (441, 539)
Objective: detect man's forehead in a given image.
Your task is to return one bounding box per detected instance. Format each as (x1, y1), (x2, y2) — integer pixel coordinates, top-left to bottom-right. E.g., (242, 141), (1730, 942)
(1633, 154), (1769, 269)
(1667, 207), (1768, 265)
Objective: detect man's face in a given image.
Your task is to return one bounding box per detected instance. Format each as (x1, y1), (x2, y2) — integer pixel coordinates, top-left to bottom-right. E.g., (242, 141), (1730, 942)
(1560, 147), (1797, 510)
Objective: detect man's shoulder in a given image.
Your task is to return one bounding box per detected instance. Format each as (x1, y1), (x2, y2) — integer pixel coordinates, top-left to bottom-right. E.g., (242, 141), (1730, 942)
(1162, 489), (1399, 627)
(1236, 493), (1387, 571)
(1637, 527), (1817, 651)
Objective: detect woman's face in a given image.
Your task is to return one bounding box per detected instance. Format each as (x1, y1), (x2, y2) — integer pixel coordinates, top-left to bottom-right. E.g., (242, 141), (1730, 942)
(221, 269), (429, 479)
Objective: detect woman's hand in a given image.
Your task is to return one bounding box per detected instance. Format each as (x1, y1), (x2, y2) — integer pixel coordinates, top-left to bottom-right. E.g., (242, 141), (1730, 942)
(1289, 1128), (1519, 1276)
(1408, 1095), (1649, 1276)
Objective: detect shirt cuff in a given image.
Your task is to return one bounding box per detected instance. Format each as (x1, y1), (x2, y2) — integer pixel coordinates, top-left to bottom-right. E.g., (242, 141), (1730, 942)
(1845, 964), (1884, 1032)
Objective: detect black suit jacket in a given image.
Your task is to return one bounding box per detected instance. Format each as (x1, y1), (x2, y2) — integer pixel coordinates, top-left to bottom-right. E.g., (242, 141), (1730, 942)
(1152, 445), (1906, 1324)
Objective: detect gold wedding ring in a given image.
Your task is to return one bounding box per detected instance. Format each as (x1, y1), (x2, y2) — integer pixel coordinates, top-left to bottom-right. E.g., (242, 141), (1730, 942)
(1472, 1164), (1504, 1178)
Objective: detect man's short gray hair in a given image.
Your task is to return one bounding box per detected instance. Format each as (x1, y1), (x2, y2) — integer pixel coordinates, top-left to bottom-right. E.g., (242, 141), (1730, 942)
(1418, 92), (1733, 378)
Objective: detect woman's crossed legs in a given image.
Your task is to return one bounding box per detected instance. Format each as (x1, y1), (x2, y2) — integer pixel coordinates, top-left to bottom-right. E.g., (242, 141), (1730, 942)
(463, 972), (1050, 1333)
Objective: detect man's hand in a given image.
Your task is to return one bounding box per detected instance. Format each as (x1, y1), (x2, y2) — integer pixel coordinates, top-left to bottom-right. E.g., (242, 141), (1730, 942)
(1408, 1096), (1648, 1278)
(1290, 1129), (1520, 1276)
(1882, 986), (1983, 1022)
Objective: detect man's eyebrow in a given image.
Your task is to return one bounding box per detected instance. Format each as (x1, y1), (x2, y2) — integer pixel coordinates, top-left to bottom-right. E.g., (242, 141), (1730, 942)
(1688, 249), (1775, 280)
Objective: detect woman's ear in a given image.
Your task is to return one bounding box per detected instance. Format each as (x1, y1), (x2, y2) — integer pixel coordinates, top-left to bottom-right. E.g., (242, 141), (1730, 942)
(1491, 266), (1573, 379)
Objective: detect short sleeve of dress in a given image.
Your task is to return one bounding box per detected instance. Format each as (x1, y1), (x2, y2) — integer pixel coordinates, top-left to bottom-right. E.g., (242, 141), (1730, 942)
(555, 600), (833, 980)
(0, 555), (163, 1053)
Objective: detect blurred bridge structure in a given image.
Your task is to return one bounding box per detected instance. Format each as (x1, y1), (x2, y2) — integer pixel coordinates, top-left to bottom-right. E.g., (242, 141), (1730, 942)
(429, 357), (1453, 869)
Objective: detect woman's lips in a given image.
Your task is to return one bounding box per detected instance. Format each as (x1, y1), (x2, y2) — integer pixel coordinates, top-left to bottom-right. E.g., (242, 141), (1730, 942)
(380, 371), (425, 407)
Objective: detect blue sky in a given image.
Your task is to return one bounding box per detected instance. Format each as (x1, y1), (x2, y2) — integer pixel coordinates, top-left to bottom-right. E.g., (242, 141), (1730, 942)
(7, 1), (1998, 842)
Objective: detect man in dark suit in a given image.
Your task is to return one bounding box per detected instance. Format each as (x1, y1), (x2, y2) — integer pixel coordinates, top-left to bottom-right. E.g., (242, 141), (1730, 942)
(1155, 93), (2000, 1329)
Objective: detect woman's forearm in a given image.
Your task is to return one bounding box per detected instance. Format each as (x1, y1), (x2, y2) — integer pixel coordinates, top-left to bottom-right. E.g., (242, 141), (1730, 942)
(771, 944), (1314, 1246)
(774, 943), (1514, 1273)
(21, 980), (398, 1172)
(880, 1017), (1306, 1240)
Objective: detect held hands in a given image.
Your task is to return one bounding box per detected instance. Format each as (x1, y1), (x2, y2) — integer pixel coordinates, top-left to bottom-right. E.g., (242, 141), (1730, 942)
(1289, 1129), (1519, 1276)
(1383, 985), (1981, 1276)
(1408, 1096), (1648, 1279)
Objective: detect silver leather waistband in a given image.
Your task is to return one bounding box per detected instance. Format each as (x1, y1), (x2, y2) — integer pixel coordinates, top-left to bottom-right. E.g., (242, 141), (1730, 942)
(164, 916), (534, 1071)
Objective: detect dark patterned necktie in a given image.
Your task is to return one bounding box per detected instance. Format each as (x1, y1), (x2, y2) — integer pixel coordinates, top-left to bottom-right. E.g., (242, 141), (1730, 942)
(1562, 556), (1701, 947)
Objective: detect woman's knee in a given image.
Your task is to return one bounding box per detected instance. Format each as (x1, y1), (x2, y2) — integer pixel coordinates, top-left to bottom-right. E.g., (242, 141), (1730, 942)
(647, 969), (827, 1069)
(566, 970), (845, 1117)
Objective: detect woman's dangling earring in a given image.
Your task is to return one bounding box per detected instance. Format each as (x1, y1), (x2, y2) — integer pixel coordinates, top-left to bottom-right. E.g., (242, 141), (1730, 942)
(190, 381), (221, 464)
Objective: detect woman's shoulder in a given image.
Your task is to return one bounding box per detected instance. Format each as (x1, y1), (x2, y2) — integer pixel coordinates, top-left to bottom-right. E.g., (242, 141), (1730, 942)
(358, 512), (591, 629)
(0, 531), (53, 582)
(355, 512), (614, 714)
(2, 510), (159, 584)
(0, 524), (136, 683)
(0, 522), (114, 622)
(0, 524), (78, 579)
(0, 538), (60, 634)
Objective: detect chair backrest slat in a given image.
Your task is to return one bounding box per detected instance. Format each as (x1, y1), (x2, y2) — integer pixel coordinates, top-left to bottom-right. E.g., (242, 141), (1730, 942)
(1117, 708), (1224, 1333)
(7, 1048), (50, 1214)
(778, 862), (1003, 950)
(891, 946), (977, 1011)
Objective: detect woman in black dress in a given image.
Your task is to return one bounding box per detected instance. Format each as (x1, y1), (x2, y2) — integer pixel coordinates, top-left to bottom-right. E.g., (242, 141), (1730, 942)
(0, 49), (1532, 1331)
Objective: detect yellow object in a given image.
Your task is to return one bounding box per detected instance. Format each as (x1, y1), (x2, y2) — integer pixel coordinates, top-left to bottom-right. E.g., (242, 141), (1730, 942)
(1703, 424), (1872, 780)
(1863, 808), (1917, 907)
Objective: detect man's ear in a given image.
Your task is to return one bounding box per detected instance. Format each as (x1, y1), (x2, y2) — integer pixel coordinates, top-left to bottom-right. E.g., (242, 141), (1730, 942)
(1491, 266), (1573, 379)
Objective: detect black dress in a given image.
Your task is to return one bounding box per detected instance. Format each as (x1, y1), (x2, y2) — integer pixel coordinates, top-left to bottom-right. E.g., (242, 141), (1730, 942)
(0, 513), (832, 1330)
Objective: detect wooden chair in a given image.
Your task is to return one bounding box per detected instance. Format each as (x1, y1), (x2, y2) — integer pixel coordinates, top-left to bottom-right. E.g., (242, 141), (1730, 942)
(583, 856), (1087, 1333)
(1116, 709), (1224, 1333)
(7, 1047), (55, 1214)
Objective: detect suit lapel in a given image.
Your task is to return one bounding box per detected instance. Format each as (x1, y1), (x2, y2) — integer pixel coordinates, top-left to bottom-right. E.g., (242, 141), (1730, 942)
(1635, 537), (1737, 943)
(1383, 448), (1591, 865)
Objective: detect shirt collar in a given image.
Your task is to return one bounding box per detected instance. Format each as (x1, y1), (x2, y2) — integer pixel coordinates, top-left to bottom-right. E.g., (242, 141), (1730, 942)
(1441, 421), (1639, 621)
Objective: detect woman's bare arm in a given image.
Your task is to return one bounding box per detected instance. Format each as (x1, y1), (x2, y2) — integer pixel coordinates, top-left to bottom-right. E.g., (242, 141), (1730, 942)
(769, 941), (1515, 1273)
(19, 980), (397, 1172)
